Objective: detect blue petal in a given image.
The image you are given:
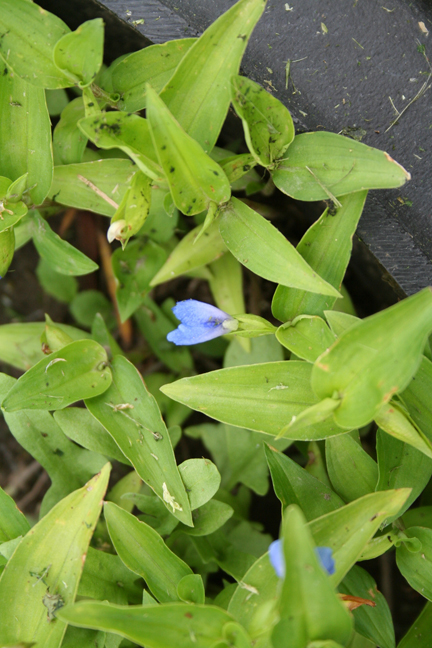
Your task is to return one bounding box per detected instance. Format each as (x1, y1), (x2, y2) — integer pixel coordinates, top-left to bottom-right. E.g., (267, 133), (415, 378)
(316, 546), (335, 575)
(167, 322), (226, 346)
(268, 540), (335, 579)
(268, 539), (285, 578)
(172, 299), (232, 327)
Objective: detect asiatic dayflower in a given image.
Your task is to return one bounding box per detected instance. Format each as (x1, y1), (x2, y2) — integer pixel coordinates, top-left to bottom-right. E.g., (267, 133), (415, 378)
(268, 539), (335, 578)
(167, 299), (238, 346)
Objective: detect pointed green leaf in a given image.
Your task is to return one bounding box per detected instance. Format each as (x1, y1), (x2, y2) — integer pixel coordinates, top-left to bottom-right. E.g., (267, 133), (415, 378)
(177, 574), (205, 605)
(376, 429), (432, 523)
(272, 132), (410, 201)
(1, 339), (112, 412)
(78, 112), (162, 180)
(159, 0), (267, 152)
(375, 401), (432, 459)
(53, 97), (87, 165)
(179, 499), (234, 537)
(54, 407), (131, 466)
(0, 67), (53, 205)
(0, 464), (110, 648)
(108, 171), (152, 248)
(309, 489), (410, 585)
(326, 434), (378, 502)
(0, 487), (30, 542)
(339, 566), (395, 648)
(104, 502), (192, 602)
(161, 361), (340, 439)
(401, 355), (432, 448)
(32, 211), (98, 276)
(272, 506), (352, 647)
(231, 75), (294, 167)
(53, 19), (104, 88)
(146, 86), (230, 215)
(49, 159), (138, 217)
(150, 219), (226, 287)
(85, 355), (192, 526)
(272, 191), (367, 322)
(277, 397), (341, 440)
(79, 546), (143, 605)
(58, 599), (234, 648)
(109, 39), (197, 113)
(276, 316), (336, 362)
(220, 198), (341, 297)
(265, 444), (344, 519)
(0, 0), (72, 89)
(312, 288), (432, 428)
(398, 602), (432, 648)
(325, 311), (359, 337)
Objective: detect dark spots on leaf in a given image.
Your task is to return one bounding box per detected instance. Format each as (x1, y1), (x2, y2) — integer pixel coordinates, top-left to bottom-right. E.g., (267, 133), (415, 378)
(2, 67), (7, 76)
(161, 145), (167, 150)
(186, 206), (192, 214)
(53, 448), (64, 456)
(243, 165), (251, 172)
(169, 167), (175, 173)
(41, 432), (48, 438)
(237, 34), (247, 40)
(88, 102), (94, 107)
(192, 198), (196, 203)
(185, 612), (193, 618)
(46, 382), (49, 387)
(212, 171), (219, 176)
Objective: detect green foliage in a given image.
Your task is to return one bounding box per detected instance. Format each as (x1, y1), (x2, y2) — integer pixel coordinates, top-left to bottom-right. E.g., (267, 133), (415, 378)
(0, 1), (428, 647)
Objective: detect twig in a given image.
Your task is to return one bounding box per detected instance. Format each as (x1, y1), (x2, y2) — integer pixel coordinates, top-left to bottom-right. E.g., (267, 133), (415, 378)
(5, 460), (42, 498)
(305, 166), (343, 207)
(16, 470), (49, 510)
(77, 175), (119, 210)
(96, 230), (133, 348)
(58, 208), (77, 238)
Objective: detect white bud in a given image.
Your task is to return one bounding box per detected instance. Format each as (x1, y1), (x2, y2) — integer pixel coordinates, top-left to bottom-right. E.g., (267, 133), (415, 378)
(107, 219), (127, 243)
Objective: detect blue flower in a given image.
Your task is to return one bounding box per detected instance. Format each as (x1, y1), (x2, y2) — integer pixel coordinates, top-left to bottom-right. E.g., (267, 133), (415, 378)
(268, 539), (335, 578)
(167, 299), (238, 346)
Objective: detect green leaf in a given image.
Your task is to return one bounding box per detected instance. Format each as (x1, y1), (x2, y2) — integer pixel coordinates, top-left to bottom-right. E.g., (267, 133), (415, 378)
(45, 88), (69, 116)
(230, 75), (294, 167)
(219, 153), (257, 184)
(1, 401), (108, 517)
(276, 316), (336, 362)
(1, 339), (112, 412)
(54, 407), (131, 466)
(146, 86), (231, 215)
(273, 191), (367, 322)
(265, 444), (344, 519)
(179, 458), (221, 510)
(106, 471), (142, 514)
(134, 297), (193, 373)
(0, 227), (14, 277)
(0, 464), (110, 647)
(53, 98), (87, 165)
(326, 434), (378, 502)
(61, 627), (106, 648)
(0, 487), (30, 542)
(339, 566), (395, 648)
(53, 19), (104, 88)
(376, 429), (432, 524)
(272, 506), (352, 648)
(108, 171), (152, 248)
(161, 361), (340, 439)
(312, 288), (432, 429)
(179, 499), (234, 537)
(159, 0), (267, 153)
(177, 574), (205, 605)
(32, 212), (98, 276)
(109, 39), (197, 113)
(70, 290), (115, 330)
(36, 258), (78, 303)
(0, 67), (53, 205)
(374, 401), (432, 459)
(325, 311), (359, 337)
(139, 187), (179, 243)
(79, 111), (162, 180)
(85, 355), (192, 526)
(219, 198), (340, 297)
(58, 599), (234, 648)
(398, 602), (432, 648)
(0, 198), (27, 234)
(0, 321), (90, 371)
(272, 132), (410, 201)
(49, 159), (138, 217)
(150, 219), (226, 287)
(401, 355), (432, 448)
(104, 502), (192, 603)
(309, 489), (410, 585)
(396, 527), (432, 601)
(0, 0), (72, 89)
(125, 492), (179, 536)
(223, 334), (284, 368)
(112, 239), (167, 321)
